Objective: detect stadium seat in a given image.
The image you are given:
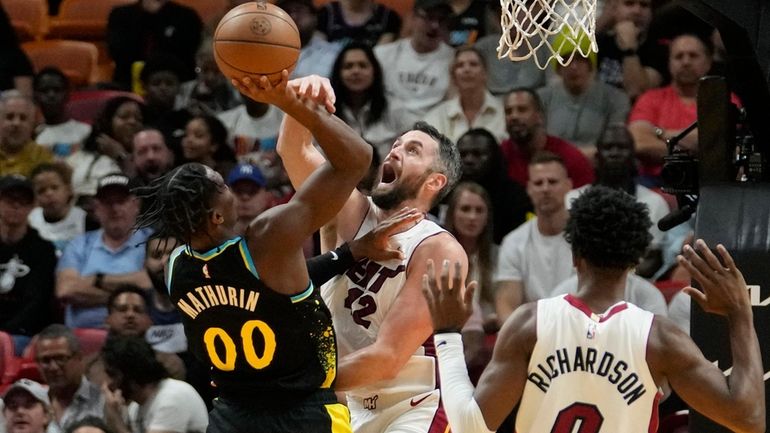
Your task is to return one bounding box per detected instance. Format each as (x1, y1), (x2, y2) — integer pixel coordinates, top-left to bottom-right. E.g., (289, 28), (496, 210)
(73, 328), (108, 356)
(47, 0), (134, 40)
(1, 0), (48, 41)
(66, 90), (141, 124)
(21, 40), (99, 87)
(0, 331), (18, 384)
(174, 0), (228, 24)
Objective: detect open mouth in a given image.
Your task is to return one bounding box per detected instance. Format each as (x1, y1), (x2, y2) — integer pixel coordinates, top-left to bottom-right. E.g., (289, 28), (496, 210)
(380, 163), (397, 184)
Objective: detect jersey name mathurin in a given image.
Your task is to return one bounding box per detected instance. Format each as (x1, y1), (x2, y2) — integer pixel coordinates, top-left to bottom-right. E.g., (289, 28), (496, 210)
(176, 285), (260, 319)
(528, 346), (648, 405)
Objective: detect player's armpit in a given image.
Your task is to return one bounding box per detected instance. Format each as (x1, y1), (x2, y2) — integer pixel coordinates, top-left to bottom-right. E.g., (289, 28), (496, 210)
(473, 302), (536, 430)
(647, 316), (765, 433)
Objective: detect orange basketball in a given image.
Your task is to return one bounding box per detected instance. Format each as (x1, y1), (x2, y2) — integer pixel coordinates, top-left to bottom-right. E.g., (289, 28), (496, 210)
(213, 1), (301, 84)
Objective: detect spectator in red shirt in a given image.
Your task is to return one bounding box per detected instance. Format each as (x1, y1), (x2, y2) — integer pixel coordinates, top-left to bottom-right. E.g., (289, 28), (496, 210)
(500, 88), (594, 188)
(628, 33), (713, 185)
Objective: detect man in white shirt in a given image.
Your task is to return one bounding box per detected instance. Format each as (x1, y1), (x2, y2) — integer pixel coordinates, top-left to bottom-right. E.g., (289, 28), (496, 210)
(374, 0), (455, 128)
(33, 68), (90, 159)
(495, 152), (574, 324)
(101, 337), (207, 433)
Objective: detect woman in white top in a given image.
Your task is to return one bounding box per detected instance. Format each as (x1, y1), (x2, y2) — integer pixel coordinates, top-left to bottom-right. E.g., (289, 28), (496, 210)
(443, 181), (498, 382)
(330, 41), (402, 159)
(425, 46), (507, 143)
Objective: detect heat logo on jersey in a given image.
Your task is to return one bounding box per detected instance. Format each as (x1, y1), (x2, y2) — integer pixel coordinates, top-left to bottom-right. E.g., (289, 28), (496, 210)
(343, 259), (405, 328)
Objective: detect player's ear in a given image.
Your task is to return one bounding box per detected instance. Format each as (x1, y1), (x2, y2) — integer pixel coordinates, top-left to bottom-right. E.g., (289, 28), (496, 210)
(425, 172), (447, 195)
(210, 209), (225, 226)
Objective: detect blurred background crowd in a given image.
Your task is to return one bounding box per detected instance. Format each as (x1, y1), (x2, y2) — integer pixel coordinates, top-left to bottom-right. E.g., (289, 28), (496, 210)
(0, 0), (725, 431)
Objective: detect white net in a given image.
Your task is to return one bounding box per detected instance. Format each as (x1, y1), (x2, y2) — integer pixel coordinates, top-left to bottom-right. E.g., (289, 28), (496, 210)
(498, 0), (598, 70)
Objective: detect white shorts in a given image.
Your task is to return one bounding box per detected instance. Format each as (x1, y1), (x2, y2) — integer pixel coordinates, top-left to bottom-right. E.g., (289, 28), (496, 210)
(347, 389), (448, 433)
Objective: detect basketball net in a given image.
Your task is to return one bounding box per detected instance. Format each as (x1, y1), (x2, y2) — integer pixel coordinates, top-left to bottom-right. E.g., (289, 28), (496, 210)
(497, 0), (598, 70)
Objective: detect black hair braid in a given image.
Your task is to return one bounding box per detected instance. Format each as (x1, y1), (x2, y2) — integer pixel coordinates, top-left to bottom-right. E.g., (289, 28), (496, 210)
(134, 163), (221, 245)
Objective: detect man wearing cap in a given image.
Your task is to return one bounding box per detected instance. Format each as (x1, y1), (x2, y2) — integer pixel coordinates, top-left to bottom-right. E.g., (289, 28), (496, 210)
(2, 379), (54, 433)
(56, 173), (152, 329)
(0, 91), (53, 178)
(537, 34), (630, 161)
(0, 175), (57, 354)
(374, 0), (455, 129)
(227, 163), (273, 235)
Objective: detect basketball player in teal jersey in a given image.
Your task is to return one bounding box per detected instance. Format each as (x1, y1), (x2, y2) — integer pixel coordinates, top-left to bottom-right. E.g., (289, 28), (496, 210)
(135, 72), (371, 433)
(423, 186), (764, 433)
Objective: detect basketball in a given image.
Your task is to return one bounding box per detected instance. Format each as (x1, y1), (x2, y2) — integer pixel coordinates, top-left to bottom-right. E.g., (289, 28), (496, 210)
(213, 1), (301, 84)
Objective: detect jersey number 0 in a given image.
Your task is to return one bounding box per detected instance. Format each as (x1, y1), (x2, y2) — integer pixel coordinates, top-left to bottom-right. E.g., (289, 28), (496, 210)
(203, 320), (276, 371)
(551, 402), (603, 433)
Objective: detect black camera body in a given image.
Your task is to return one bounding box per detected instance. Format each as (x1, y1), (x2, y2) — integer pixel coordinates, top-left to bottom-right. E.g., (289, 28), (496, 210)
(661, 150), (700, 195)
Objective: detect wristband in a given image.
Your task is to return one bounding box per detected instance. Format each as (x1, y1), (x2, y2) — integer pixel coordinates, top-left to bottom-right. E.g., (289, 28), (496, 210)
(94, 273), (105, 289)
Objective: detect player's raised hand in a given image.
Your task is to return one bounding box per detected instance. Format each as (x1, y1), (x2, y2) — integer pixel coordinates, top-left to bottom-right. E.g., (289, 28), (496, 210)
(422, 259), (476, 333)
(288, 75), (336, 114)
(349, 207), (423, 262)
(677, 239), (751, 318)
(231, 70), (293, 106)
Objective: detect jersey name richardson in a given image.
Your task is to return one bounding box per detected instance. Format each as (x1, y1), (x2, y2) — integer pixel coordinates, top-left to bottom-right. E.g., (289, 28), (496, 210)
(527, 346), (649, 405)
(176, 284), (260, 319)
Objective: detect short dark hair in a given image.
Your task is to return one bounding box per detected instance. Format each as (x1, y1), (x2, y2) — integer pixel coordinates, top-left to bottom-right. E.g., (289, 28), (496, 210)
(412, 121), (461, 203)
(33, 67), (69, 91)
(671, 32), (714, 57)
(134, 163), (223, 245)
(101, 336), (168, 386)
(65, 416), (113, 433)
(565, 185), (652, 269)
(507, 87), (545, 114)
(31, 161), (73, 185)
(107, 285), (149, 314)
(36, 324), (80, 354)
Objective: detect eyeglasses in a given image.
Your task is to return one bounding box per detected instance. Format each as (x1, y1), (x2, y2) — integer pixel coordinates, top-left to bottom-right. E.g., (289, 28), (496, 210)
(36, 353), (75, 367)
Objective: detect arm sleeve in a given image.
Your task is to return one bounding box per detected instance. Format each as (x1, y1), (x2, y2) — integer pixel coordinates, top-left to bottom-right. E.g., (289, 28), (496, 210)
(435, 332), (495, 433)
(306, 243), (355, 287)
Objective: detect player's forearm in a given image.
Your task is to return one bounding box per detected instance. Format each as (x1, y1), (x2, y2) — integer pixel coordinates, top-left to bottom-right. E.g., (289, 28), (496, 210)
(276, 114), (324, 189)
(435, 333), (495, 433)
(279, 97), (371, 179)
(335, 346), (403, 391)
(725, 310), (765, 432)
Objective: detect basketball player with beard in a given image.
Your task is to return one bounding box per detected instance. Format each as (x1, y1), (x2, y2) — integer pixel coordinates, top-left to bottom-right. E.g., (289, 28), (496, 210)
(239, 74), (467, 433)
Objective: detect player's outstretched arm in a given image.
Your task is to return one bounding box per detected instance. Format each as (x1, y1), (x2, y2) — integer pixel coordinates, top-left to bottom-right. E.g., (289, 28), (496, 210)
(273, 75), (372, 244)
(233, 73), (371, 247)
(423, 259), (535, 433)
(648, 240), (764, 433)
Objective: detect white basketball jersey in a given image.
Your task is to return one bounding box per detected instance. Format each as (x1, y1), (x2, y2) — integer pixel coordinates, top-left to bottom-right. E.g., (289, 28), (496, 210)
(516, 294), (662, 433)
(323, 201), (446, 401)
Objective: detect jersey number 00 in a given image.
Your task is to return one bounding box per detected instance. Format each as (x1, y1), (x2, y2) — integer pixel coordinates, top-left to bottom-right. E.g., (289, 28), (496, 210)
(203, 320), (276, 371)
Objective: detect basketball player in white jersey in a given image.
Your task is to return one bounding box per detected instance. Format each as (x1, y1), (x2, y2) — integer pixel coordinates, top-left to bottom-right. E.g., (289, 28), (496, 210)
(235, 74), (467, 433)
(423, 186), (765, 433)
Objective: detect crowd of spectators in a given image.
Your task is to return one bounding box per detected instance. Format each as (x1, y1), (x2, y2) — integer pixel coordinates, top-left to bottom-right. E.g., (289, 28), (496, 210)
(0, 0), (728, 431)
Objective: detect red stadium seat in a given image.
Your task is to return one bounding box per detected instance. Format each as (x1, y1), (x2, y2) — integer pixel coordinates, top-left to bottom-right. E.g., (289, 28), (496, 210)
(0, 331), (19, 384)
(73, 328), (108, 356)
(66, 90), (142, 124)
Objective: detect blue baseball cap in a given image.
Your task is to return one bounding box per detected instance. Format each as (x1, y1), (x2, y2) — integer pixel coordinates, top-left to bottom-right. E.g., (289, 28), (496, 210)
(227, 163), (266, 188)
